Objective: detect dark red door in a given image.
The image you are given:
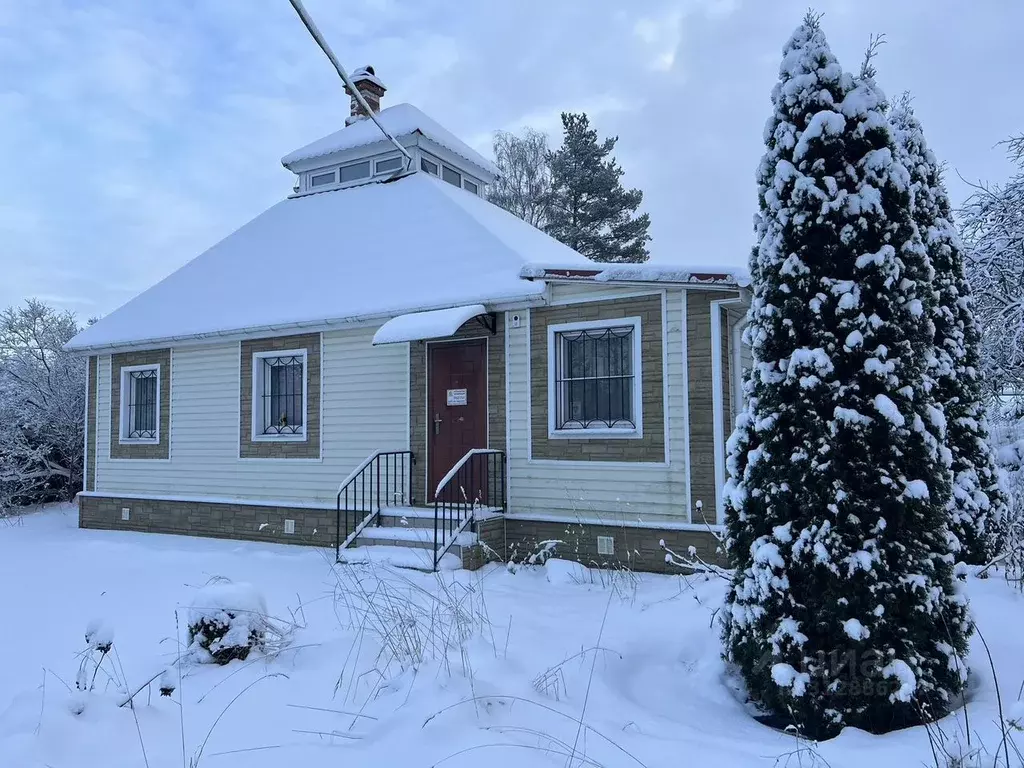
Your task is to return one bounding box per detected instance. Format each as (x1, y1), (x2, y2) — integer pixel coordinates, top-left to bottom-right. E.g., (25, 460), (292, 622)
(428, 339), (488, 502)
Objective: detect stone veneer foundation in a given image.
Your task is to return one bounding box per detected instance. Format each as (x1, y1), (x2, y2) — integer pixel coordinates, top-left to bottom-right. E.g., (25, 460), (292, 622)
(79, 494), (337, 548)
(79, 495), (722, 573)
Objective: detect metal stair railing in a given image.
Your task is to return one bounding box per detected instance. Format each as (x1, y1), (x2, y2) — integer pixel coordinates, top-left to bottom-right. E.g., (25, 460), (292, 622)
(432, 448), (506, 571)
(335, 449), (415, 560)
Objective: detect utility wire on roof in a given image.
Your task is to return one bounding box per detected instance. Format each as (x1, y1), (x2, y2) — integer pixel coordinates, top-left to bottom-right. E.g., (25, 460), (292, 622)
(287, 0), (413, 171)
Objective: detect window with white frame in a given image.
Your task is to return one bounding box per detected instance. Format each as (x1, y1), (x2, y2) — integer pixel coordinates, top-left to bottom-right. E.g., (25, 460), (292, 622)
(441, 164), (461, 187)
(420, 157), (439, 176)
(375, 156), (403, 174)
(310, 170), (336, 188)
(463, 178), (479, 195)
(339, 160), (371, 183)
(549, 318), (642, 434)
(253, 350), (307, 438)
(120, 365), (160, 442)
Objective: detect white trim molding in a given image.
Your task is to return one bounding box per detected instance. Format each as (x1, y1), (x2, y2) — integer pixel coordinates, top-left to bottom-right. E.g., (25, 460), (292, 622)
(546, 315), (644, 440)
(82, 357), (91, 488)
(504, 311), (513, 508)
(250, 347), (309, 443)
(710, 297), (745, 524)
(732, 316), (750, 424)
(681, 289), (692, 522)
(118, 362), (161, 445)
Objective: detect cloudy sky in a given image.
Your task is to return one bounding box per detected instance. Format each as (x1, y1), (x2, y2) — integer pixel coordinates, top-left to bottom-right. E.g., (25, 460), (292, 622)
(1, 0), (1020, 319)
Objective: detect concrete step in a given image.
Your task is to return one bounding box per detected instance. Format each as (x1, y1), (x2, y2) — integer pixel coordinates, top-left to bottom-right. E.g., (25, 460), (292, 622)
(376, 505), (502, 529)
(337, 545), (460, 572)
(377, 506), (436, 529)
(355, 525), (477, 553)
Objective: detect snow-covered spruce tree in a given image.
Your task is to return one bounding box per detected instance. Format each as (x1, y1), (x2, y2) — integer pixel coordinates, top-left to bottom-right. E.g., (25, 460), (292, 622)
(545, 112), (651, 263)
(722, 16), (970, 739)
(890, 95), (1009, 563)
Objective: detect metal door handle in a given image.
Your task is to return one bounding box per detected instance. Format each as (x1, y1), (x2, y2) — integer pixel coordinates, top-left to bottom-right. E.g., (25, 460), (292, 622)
(433, 413), (443, 435)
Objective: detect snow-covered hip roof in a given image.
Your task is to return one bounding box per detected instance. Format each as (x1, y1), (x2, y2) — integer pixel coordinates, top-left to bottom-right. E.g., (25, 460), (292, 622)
(281, 103), (499, 177)
(66, 173), (591, 352)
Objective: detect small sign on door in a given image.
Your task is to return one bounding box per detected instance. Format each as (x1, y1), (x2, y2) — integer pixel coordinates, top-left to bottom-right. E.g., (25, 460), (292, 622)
(446, 388), (468, 406)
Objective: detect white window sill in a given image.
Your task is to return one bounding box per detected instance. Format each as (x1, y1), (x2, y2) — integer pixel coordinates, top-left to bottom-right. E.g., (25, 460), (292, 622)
(251, 433), (308, 443)
(118, 437), (159, 445)
(548, 427), (643, 440)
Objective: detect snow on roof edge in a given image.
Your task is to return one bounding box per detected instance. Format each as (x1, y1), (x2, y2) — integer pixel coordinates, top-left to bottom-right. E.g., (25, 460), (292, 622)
(519, 263), (751, 288)
(64, 287), (545, 354)
(281, 103), (499, 177)
(372, 304), (488, 345)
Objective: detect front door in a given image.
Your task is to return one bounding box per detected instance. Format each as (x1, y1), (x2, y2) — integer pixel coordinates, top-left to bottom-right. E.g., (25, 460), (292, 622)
(428, 339), (488, 502)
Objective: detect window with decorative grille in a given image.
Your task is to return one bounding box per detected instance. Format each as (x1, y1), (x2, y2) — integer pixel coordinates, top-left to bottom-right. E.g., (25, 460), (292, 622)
(554, 325), (636, 430)
(260, 355), (305, 435)
(124, 368), (158, 440)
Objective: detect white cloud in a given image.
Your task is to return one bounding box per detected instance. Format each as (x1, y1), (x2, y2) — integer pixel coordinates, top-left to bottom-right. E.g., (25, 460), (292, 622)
(0, 0), (1022, 320)
(634, 7), (685, 72)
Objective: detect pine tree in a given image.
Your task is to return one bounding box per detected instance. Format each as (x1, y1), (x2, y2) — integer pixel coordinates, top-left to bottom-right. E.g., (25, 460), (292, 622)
(890, 95), (1009, 563)
(545, 112), (651, 262)
(722, 15), (970, 739)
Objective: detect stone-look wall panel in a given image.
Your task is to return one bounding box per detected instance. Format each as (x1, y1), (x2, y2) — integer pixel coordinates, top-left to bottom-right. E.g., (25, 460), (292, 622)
(502, 517), (725, 573)
(530, 295), (664, 462)
(79, 496), (722, 573)
(409, 314), (505, 505)
(85, 356), (98, 490)
(80, 494), (336, 548)
(686, 291), (739, 524)
(240, 333), (321, 459)
(110, 349), (171, 460)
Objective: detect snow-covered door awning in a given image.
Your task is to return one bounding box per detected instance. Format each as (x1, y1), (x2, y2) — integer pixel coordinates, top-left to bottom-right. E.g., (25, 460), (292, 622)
(372, 304), (488, 345)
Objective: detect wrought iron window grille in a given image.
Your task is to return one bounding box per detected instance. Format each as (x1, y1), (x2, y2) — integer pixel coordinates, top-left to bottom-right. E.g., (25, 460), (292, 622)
(261, 355), (304, 436)
(126, 368), (158, 439)
(554, 326), (636, 430)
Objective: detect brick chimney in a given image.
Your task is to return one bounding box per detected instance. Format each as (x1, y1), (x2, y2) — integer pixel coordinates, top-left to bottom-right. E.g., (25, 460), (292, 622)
(345, 66), (386, 126)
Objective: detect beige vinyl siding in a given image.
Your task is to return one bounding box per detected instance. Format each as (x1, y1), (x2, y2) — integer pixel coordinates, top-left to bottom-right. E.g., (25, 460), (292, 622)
(94, 326), (409, 505)
(506, 288), (692, 522)
(548, 282), (651, 303)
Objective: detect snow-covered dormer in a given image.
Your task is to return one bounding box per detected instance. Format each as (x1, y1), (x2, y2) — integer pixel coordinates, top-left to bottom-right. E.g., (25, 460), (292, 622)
(282, 66), (497, 197)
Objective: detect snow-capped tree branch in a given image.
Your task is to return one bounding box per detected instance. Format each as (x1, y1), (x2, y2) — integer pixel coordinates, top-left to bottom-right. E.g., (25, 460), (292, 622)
(0, 299), (86, 515)
(960, 135), (1024, 396)
(487, 127), (553, 229)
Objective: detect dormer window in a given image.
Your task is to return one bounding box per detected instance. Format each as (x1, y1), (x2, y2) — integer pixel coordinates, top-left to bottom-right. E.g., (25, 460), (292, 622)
(283, 68), (497, 200)
(375, 156), (403, 174)
(442, 165), (461, 187)
(416, 152), (481, 195)
(310, 170), (335, 187)
(420, 157), (439, 176)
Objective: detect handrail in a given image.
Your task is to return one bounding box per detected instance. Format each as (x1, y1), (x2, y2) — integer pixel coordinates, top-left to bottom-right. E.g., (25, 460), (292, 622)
(432, 448), (506, 571)
(336, 449), (388, 496)
(335, 449), (414, 560)
(433, 448), (503, 498)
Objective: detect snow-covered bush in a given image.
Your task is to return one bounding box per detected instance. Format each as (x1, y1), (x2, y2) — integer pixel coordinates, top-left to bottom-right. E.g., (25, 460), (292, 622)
(70, 619), (120, 715)
(186, 581), (269, 665)
(890, 96), (1008, 564)
(722, 14), (969, 739)
(995, 434), (1024, 588)
(506, 538), (561, 572)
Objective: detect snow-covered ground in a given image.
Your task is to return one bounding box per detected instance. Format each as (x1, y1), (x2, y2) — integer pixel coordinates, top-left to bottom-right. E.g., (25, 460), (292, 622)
(1, 505), (1021, 768)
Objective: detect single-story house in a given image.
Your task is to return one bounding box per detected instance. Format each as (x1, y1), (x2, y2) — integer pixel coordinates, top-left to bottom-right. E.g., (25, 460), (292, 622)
(67, 67), (750, 572)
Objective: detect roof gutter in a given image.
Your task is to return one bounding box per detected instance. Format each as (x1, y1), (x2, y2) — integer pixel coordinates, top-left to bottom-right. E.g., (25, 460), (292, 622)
(64, 290), (551, 355)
